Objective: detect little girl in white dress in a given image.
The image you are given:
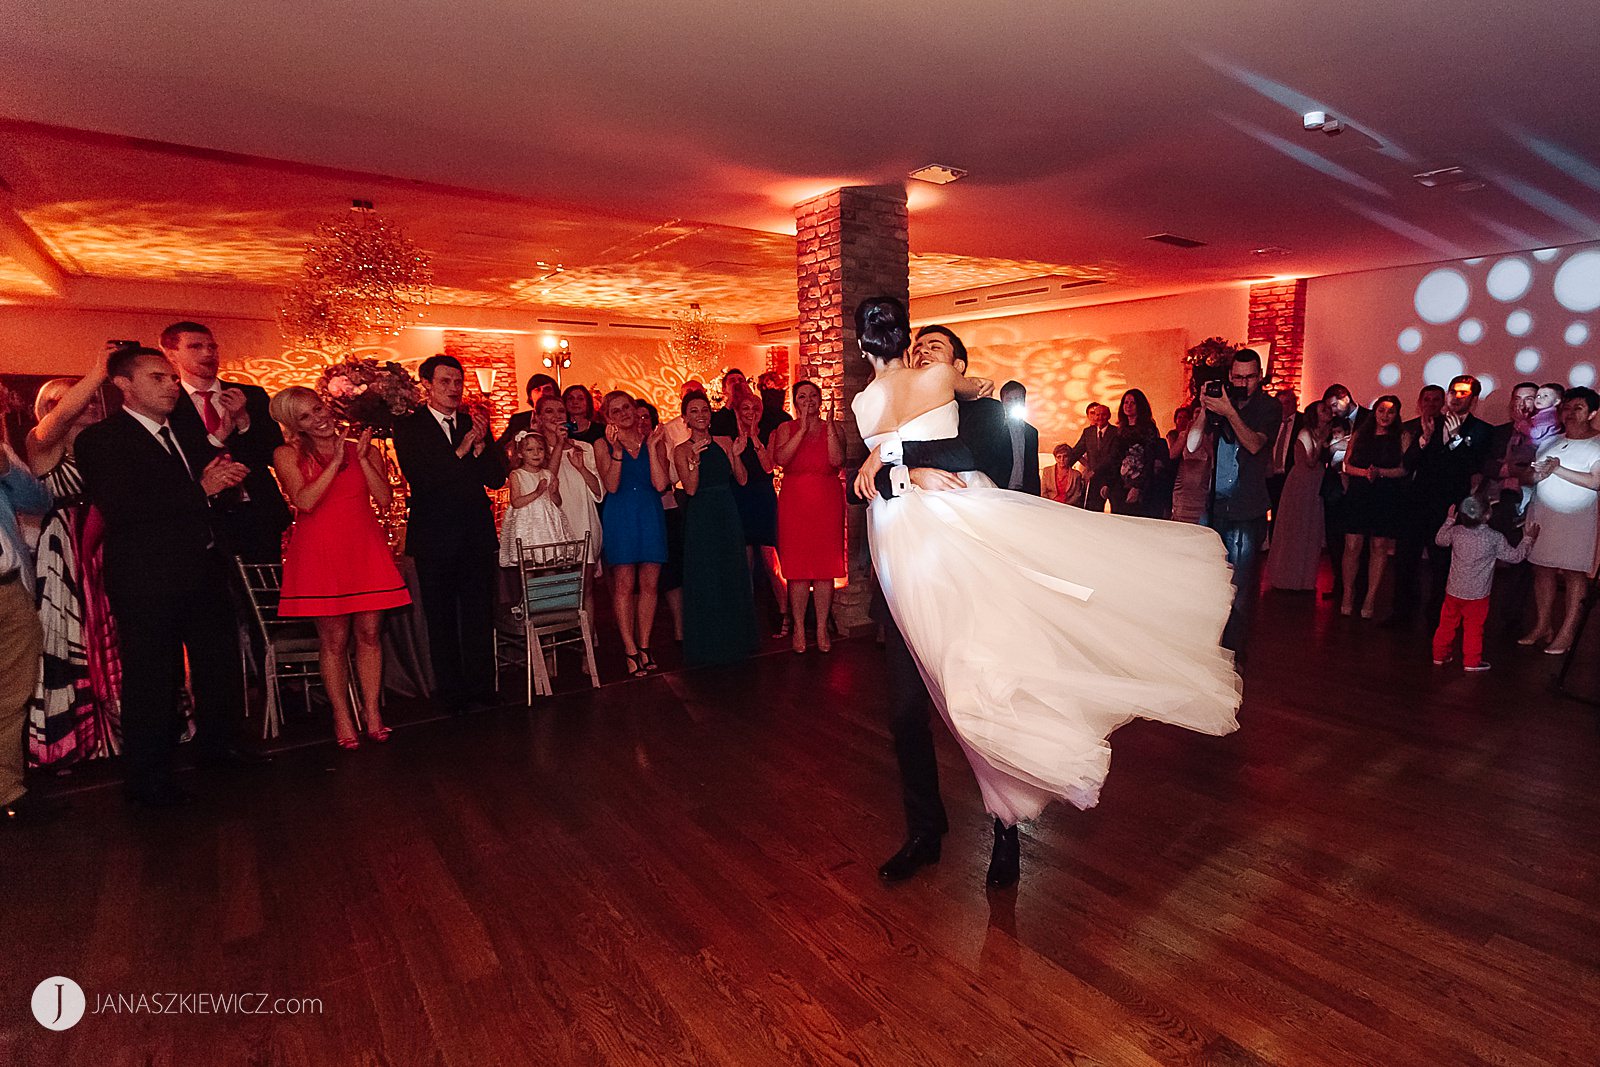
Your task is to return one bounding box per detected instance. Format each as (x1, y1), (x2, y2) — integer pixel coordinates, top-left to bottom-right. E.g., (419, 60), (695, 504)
(500, 432), (575, 566)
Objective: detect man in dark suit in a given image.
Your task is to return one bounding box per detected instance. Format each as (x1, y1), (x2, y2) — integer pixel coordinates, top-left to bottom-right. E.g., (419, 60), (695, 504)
(75, 346), (262, 807)
(1062, 402), (1120, 510)
(393, 354), (506, 711)
(861, 322), (1025, 891)
(909, 326), (1013, 488)
(1266, 388), (1301, 534)
(159, 321), (290, 563)
(1393, 374), (1494, 628)
(998, 380), (1043, 495)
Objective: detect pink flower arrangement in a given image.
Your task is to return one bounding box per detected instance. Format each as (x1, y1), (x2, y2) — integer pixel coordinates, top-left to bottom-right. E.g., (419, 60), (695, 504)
(315, 358), (419, 432)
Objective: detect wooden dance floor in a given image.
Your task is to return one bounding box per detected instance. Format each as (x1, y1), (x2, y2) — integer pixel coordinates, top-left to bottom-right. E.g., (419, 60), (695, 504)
(4, 589), (1599, 1066)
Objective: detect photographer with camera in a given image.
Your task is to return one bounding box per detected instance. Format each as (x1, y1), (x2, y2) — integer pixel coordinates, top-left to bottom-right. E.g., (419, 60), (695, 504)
(1197, 348), (1283, 661)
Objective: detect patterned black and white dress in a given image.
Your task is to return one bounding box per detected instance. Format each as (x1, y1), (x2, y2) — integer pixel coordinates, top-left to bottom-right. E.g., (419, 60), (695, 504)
(26, 455), (122, 768)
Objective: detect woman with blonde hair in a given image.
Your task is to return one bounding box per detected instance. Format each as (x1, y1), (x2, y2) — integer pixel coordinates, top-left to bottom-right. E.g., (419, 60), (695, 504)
(595, 389), (669, 675)
(22, 352), (120, 768)
(270, 386), (410, 749)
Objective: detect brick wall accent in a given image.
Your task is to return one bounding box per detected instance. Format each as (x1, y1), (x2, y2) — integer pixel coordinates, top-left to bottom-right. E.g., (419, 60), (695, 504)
(794, 184), (909, 629)
(1247, 279), (1307, 398)
(442, 332), (518, 435)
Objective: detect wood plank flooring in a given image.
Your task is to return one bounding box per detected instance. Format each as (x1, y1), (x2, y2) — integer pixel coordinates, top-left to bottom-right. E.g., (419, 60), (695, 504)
(3, 586), (1598, 1066)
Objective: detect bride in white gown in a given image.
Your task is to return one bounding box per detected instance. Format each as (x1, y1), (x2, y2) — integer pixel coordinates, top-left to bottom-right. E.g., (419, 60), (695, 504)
(851, 296), (1242, 826)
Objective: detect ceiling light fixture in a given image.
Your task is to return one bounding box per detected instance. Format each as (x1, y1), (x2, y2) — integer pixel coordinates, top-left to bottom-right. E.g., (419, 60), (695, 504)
(1146, 232), (1207, 249)
(909, 164), (967, 185)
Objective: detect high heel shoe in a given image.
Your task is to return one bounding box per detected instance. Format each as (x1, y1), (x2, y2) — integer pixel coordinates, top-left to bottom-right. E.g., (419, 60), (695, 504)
(625, 652), (648, 677)
(638, 648), (658, 673)
(365, 725), (392, 743)
(816, 629), (832, 654)
(336, 735), (360, 751)
(775, 616), (792, 639)
(792, 632), (807, 654)
(1517, 629), (1551, 646)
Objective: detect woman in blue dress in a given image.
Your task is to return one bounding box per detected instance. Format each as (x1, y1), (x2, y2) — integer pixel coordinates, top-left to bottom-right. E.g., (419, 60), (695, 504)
(595, 390), (669, 676)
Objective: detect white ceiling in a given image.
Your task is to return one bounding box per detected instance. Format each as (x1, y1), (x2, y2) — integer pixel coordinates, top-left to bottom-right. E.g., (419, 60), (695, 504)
(3, 0), (1599, 310)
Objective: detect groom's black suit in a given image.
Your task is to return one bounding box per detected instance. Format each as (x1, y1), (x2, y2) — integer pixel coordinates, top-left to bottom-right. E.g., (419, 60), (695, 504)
(853, 397), (1012, 841)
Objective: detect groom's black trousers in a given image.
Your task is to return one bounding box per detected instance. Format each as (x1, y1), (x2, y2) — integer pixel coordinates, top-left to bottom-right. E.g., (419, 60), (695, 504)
(882, 608), (950, 839)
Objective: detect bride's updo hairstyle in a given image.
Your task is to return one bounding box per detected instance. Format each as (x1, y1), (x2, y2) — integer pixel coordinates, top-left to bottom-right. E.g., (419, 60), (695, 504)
(854, 295), (911, 364)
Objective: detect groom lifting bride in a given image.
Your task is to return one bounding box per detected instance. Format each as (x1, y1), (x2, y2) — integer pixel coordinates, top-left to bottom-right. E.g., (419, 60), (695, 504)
(849, 297), (1243, 892)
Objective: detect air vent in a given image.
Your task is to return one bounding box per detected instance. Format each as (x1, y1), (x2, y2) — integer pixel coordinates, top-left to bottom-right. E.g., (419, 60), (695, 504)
(1146, 233), (1207, 249)
(757, 320), (796, 337)
(1413, 166), (1480, 190)
(1059, 278), (1106, 290)
(986, 285), (1051, 301)
(954, 296), (980, 306)
(909, 164), (967, 185)
(536, 317), (598, 327)
(608, 322), (670, 331)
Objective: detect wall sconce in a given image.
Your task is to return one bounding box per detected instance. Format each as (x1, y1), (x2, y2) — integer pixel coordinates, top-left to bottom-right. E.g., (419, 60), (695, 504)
(472, 368), (497, 394)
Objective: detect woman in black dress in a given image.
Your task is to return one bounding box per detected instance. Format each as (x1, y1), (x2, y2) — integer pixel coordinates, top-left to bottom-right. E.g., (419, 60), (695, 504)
(675, 392), (758, 666)
(731, 392), (784, 633)
(564, 385), (605, 444)
(1109, 389), (1167, 517)
(1340, 394), (1412, 619)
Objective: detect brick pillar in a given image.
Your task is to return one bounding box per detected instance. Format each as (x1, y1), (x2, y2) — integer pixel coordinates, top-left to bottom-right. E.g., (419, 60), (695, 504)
(1247, 279), (1307, 398)
(795, 184), (909, 631)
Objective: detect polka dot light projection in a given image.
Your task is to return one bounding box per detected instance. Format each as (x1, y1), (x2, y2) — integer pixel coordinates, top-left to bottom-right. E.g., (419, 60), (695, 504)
(1386, 245), (1600, 397)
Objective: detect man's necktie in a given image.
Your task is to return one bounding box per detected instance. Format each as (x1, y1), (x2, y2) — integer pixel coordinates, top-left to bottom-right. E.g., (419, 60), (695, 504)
(449, 414), (465, 447)
(200, 389), (222, 437)
(158, 426), (194, 479)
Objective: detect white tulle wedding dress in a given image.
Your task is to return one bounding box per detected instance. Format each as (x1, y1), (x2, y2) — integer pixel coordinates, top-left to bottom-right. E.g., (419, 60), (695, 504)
(856, 393), (1242, 825)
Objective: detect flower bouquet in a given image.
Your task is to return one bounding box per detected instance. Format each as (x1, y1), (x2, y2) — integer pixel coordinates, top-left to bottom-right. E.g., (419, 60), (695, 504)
(315, 359), (420, 434)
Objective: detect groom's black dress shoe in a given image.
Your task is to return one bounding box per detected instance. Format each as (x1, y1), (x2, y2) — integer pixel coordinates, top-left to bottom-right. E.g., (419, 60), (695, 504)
(986, 820), (1020, 890)
(878, 834), (942, 882)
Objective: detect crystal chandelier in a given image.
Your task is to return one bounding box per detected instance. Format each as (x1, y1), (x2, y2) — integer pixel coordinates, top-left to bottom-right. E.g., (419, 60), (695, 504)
(279, 200), (433, 352)
(668, 302), (727, 382)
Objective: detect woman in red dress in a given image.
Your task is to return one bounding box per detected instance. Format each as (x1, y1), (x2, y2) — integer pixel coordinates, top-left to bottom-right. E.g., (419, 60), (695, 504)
(771, 380), (846, 653)
(270, 386), (411, 748)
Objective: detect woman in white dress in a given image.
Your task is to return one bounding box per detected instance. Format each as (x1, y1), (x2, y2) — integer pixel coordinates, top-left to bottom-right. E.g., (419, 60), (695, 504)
(852, 296), (1241, 826)
(1521, 387), (1600, 655)
(535, 394), (604, 563)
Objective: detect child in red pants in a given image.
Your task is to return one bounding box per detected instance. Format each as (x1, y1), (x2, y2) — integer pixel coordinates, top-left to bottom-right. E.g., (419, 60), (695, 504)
(1432, 495), (1538, 672)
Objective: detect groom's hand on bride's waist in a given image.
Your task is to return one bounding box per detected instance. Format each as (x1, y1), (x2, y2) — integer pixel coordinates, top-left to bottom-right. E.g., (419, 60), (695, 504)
(909, 468), (967, 492)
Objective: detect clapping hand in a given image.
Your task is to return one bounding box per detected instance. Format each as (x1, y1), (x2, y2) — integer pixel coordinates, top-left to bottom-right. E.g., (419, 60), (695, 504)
(199, 456), (249, 496)
(732, 433), (750, 456)
(355, 427), (374, 463)
(217, 387), (250, 432)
